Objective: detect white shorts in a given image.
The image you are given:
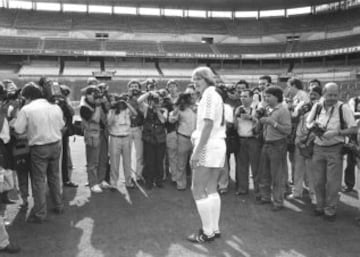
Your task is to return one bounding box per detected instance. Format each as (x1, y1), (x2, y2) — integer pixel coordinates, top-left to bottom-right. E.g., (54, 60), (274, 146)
(193, 138), (226, 168)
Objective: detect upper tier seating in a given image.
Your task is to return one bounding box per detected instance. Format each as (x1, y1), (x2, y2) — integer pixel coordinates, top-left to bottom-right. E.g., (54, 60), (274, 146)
(44, 38), (101, 51)
(162, 42), (213, 54)
(105, 40), (159, 53)
(0, 36), (40, 49)
(216, 43), (287, 54)
(0, 8), (358, 36)
(15, 11), (72, 30)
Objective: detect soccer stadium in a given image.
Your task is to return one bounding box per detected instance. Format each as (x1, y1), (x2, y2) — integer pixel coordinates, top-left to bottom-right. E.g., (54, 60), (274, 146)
(0, 0), (360, 256)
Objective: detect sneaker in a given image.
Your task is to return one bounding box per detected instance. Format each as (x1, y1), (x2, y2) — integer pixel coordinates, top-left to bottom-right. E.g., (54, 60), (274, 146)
(100, 181), (111, 189)
(214, 231), (221, 238)
(286, 193), (302, 200)
(90, 184), (103, 193)
(64, 181), (79, 188)
(0, 242), (21, 254)
(187, 229), (215, 244)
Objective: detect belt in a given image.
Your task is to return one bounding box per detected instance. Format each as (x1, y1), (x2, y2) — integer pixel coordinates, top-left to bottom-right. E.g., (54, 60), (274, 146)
(315, 143), (343, 148)
(239, 136), (255, 139)
(264, 138), (287, 145)
(176, 132), (191, 139)
(110, 134), (129, 138)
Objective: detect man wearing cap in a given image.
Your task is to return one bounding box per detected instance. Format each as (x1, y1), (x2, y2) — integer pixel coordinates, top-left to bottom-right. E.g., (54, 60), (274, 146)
(14, 82), (64, 223)
(80, 86), (108, 193)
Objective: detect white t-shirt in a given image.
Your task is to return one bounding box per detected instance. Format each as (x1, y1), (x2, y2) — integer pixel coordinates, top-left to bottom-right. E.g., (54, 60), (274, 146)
(192, 86), (226, 141)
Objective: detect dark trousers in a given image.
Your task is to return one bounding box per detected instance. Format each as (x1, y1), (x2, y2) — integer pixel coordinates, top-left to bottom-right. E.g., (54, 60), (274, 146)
(30, 141), (63, 220)
(143, 141), (166, 185)
(344, 151), (356, 189)
(15, 154), (32, 201)
(236, 137), (261, 195)
(62, 136), (70, 183)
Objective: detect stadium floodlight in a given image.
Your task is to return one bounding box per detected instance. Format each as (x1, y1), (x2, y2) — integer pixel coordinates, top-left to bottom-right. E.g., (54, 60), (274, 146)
(188, 9), (206, 18)
(287, 6), (311, 16)
(211, 11), (232, 19)
(36, 2), (61, 12)
(235, 11), (258, 18)
(88, 5), (112, 14)
(260, 9), (285, 18)
(114, 6), (137, 15)
(163, 8), (183, 17)
(63, 4), (87, 13)
(139, 7), (160, 16)
(8, 0), (32, 9)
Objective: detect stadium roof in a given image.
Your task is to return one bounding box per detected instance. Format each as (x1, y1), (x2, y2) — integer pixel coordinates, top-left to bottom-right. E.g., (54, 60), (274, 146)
(19, 0), (342, 11)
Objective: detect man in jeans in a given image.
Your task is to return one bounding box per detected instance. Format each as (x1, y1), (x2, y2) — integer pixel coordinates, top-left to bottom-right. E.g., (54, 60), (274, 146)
(306, 82), (357, 221)
(258, 86), (292, 211)
(14, 83), (64, 223)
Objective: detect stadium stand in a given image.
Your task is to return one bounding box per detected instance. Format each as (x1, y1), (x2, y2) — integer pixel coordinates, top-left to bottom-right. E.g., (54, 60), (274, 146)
(162, 41), (213, 54)
(127, 16), (178, 34)
(216, 43), (287, 54)
(105, 40), (160, 54)
(14, 11), (72, 31)
(107, 62), (159, 77)
(0, 36), (40, 50)
(0, 8), (358, 36)
(44, 38), (102, 51)
(72, 13), (130, 32)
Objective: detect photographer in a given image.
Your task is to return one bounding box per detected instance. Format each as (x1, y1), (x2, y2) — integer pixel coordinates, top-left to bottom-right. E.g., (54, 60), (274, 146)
(80, 86), (109, 193)
(306, 83), (357, 221)
(0, 83), (20, 253)
(14, 82), (65, 223)
(38, 78), (77, 188)
(258, 86), (291, 211)
(127, 80), (145, 178)
(287, 85), (322, 203)
(137, 91), (167, 189)
(108, 93), (137, 189)
(169, 93), (196, 190)
(234, 89), (261, 198)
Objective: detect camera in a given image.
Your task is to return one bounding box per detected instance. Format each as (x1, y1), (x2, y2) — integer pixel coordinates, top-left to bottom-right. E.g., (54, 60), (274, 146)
(236, 106), (246, 117)
(110, 94), (128, 113)
(255, 107), (267, 119)
(309, 122), (326, 137)
(299, 102), (313, 115)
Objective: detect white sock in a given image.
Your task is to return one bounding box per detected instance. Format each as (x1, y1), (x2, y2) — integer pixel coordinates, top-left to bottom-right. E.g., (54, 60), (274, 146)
(195, 197), (213, 236)
(208, 193), (221, 233)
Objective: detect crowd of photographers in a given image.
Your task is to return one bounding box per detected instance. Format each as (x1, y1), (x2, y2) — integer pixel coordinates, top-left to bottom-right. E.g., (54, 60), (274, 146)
(0, 73), (360, 252)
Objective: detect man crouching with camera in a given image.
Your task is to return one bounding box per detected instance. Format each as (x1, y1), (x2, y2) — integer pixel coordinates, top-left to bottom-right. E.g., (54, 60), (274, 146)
(107, 93), (137, 190)
(14, 83), (65, 223)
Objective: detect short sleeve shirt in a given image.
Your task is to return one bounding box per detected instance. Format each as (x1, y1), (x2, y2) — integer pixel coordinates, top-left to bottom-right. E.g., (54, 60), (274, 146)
(192, 86), (226, 140)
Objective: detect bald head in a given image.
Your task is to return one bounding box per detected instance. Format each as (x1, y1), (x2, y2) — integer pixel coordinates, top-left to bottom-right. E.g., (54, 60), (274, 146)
(323, 82), (339, 94)
(323, 82), (339, 107)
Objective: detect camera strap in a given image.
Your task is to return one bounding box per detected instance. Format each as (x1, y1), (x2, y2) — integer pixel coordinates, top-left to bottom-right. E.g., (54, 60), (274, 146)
(314, 104), (334, 131)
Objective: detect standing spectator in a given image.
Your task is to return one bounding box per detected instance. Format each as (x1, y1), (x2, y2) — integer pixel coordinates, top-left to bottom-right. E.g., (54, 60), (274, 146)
(0, 83), (20, 253)
(187, 67), (226, 243)
(80, 86), (108, 193)
(234, 89), (261, 198)
(257, 75), (272, 108)
(138, 91), (167, 189)
(306, 82), (357, 221)
(165, 80), (179, 182)
(14, 83), (64, 223)
(107, 94), (137, 189)
(342, 94), (360, 193)
(169, 93), (196, 190)
(59, 85), (77, 188)
(127, 80), (144, 178)
(287, 86), (322, 202)
(258, 86), (292, 211)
